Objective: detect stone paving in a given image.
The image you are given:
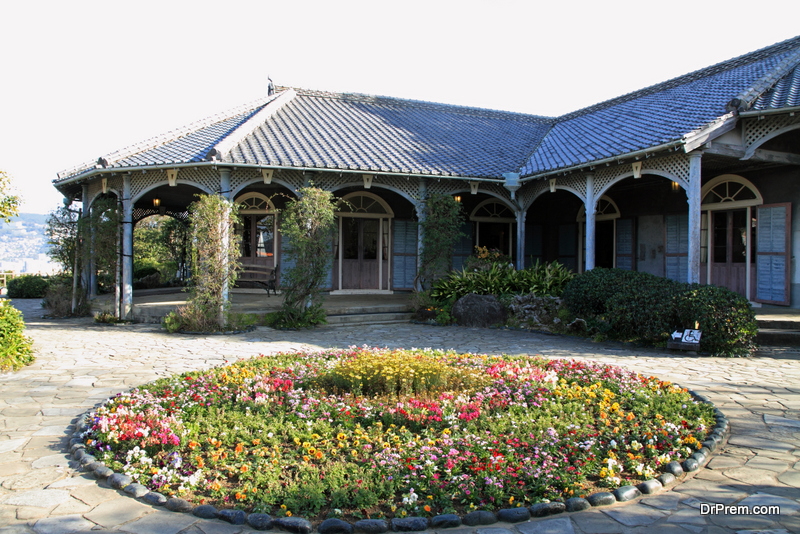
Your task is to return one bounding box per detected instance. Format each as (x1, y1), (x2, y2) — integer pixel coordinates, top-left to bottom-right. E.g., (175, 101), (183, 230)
(0, 298), (799, 534)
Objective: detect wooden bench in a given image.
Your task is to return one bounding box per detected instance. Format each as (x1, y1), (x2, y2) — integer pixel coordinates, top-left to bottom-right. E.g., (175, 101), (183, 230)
(238, 263), (279, 297)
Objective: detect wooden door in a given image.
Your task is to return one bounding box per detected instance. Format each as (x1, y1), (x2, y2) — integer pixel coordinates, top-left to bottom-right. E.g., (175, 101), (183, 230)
(710, 210), (747, 297)
(340, 218), (379, 289)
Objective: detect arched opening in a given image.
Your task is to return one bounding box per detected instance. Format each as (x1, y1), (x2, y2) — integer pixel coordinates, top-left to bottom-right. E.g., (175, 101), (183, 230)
(235, 192), (278, 275)
(334, 191), (395, 292)
(132, 214), (189, 288)
(470, 199), (517, 260)
(525, 190), (583, 270)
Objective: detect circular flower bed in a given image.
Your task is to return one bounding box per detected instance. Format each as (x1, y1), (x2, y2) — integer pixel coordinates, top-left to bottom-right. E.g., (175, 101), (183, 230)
(83, 348), (713, 521)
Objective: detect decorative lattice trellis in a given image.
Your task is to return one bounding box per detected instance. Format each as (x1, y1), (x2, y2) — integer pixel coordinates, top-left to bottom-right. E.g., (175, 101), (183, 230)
(742, 113), (800, 153)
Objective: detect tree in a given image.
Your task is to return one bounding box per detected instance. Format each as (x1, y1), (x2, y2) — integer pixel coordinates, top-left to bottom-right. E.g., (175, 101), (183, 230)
(46, 205), (80, 273)
(164, 194), (240, 331)
(0, 169), (21, 223)
(278, 186), (337, 327)
(415, 193), (465, 290)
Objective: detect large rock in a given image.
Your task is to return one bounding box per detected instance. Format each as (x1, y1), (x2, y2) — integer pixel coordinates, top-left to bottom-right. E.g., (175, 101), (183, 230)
(452, 294), (506, 327)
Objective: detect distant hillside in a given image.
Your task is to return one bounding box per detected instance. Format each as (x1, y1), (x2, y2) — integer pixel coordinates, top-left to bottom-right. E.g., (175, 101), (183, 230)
(0, 212), (50, 262)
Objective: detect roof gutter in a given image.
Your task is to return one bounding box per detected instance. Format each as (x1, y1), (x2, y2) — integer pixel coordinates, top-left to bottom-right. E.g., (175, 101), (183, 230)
(738, 105), (800, 118)
(52, 161), (505, 191)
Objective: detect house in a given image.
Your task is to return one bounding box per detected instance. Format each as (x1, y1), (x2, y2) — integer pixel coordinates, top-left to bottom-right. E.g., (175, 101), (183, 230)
(53, 35), (800, 318)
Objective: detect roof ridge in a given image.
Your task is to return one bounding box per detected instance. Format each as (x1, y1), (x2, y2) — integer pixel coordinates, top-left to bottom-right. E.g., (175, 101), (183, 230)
(207, 89), (297, 160)
(729, 46), (800, 112)
(557, 35), (800, 123)
(56, 94), (276, 181)
(277, 85), (554, 123)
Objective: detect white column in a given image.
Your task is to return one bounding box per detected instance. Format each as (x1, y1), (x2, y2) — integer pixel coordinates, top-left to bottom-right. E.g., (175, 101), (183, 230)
(516, 209), (526, 269)
(687, 152), (703, 284)
(415, 178), (427, 291)
(584, 173), (597, 271)
(122, 175), (133, 320)
(81, 184), (92, 297)
(746, 205), (752, 300)
(219, 168), (232, 319)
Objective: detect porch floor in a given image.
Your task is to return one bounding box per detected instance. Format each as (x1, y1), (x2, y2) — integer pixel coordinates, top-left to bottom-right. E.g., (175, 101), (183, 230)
(91, 288), (414, 324)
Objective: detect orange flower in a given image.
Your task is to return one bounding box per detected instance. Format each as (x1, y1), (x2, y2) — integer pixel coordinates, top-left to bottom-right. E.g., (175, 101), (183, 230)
(315, 450), (323, 460)
(240, 465), (249, 473)
(252, 439), (261, 446)
(188, 441), (200, 451)
(424, 505), (431, 512)
(626, 413), (635, 421)
(235, 443), (244, 454)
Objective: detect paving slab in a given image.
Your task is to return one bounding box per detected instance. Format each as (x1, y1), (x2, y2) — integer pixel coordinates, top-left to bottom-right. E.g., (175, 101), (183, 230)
(83, 498), (150, 528)
(0, 490), (70, 508)
(32, 514), (95, 534)
(516, 517), (575, 534)
(116, 510), (197, 534)
(602, 504), (666, 527)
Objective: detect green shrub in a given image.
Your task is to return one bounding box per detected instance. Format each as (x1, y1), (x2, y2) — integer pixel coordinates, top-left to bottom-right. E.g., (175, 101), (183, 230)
(133, 266), (160, 280)
(673, 285), (757, 356)
(0, 300), (34, 371)
(562, 268), (757, 356)
(42, 278), (90, 317)
(431, 261), (573, 302)
(6, 274), (50, 298)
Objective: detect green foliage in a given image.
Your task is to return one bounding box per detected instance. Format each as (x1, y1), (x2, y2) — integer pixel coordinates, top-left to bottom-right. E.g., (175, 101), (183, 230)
(416, 193), (465, 289)
(94, 310), (123, 324)
(431, 261), (574, 302)
(133, 266), (160, 280)
(6, 274), (50, 298)
(42, 277), (90, 317)
(46, 205), (80, 274)
(562, 268), (757, 356)
(0, 170), (21, 223)
(134, 215), (181, 281)
(673, 285), (758, 356)
(277, 186), (336, 328)
(166, 195), (240, 332)
(463, 246), (511, 271)
(88, 196), (121, 293)
(0, 300), (34, 371)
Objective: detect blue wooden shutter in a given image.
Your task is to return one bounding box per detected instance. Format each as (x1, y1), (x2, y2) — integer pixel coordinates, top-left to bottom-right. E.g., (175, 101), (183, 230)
(665, 214), (688, 282)
(392, 220), (417, 289)
(525, 224), (543, 268)
(616, 219), (634, 271)
(756, 203), (791, 305)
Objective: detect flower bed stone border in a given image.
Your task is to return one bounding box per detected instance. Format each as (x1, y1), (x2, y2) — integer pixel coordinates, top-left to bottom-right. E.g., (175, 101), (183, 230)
(67, 387), (728, 533)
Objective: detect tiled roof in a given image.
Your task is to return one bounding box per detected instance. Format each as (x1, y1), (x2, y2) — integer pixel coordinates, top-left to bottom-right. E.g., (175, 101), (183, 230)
(224, 90), (552, 179)
(519, 35), (800, 177)
(55, 35), (800, 187)
(55, 97), (275, 181)
(750, 63), (800, 111)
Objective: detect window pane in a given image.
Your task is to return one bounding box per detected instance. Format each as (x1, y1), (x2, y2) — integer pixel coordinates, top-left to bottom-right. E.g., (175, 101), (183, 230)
(363, 220), (378, 259)
(343, 218), (358, 260)
(256, 215), (274, 257)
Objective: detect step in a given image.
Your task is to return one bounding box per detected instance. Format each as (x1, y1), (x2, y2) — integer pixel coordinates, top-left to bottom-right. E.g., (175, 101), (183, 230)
(757, 329), (800, 347)
(757, 319), (800, 330)
(324, 312), (414, 326)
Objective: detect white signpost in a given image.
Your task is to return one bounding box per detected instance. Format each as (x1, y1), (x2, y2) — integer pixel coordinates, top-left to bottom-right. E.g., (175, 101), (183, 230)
(667, 329), (702, 351)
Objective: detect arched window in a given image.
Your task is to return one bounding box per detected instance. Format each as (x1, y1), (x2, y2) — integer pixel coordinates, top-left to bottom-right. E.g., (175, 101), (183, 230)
(235, 193), (277, 262)
(469, 199), (516, 259)
(701, 175), (763, 211)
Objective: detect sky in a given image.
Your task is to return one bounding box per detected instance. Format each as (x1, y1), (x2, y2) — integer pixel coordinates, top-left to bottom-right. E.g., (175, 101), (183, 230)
(1, 0), (799, 215)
